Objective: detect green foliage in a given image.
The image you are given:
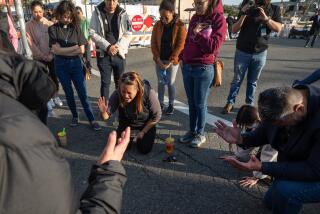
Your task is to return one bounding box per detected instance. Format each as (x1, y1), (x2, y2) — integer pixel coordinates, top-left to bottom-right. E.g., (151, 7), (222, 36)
(223, 5), (239, 17)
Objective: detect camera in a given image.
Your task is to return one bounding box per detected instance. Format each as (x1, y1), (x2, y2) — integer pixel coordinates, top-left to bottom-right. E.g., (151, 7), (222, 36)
(244, 0), (265, 17)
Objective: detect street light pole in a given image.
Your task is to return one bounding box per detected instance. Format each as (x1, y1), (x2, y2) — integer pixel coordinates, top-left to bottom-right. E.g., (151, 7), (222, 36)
(14, 0), (32, 58)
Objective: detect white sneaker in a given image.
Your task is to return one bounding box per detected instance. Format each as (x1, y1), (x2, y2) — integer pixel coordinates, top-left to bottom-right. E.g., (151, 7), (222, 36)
(47, 109), (56, 117)
(47, 101), (53, 111)
(54, 97), (63, 107)
(189, 134), (206, 148)
(49, 99), (55, 108)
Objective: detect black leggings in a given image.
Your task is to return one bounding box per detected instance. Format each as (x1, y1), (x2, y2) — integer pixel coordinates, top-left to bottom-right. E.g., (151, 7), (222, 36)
(117, 126), (156, 154)
(39, 60), (59, 91)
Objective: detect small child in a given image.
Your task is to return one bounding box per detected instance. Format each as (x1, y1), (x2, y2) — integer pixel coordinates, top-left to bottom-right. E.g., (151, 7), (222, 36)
(234, 105), (278, 187)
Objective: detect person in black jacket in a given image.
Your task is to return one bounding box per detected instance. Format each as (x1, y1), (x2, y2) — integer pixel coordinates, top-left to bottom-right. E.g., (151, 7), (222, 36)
(0, 34), (130, 214)
(215, 85), (320, 214)
(305, 10), (320, 48)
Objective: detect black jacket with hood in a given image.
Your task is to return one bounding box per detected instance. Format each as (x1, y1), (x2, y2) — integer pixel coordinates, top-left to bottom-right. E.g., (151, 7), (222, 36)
(0, 52), (127, 213)
(242, 84), (320, 181)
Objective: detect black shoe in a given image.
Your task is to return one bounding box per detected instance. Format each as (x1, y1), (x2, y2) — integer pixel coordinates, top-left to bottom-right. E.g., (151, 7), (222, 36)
(160, 104), (165, 111)
(165, 104), (174, 115)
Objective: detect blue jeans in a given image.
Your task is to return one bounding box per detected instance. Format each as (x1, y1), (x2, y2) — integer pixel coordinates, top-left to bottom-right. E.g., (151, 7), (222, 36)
(182, 64), (214, 135)
(264, 179), (320, 214)
(155, 61), (179, 105)
(54, 56), (95, 122)
(294, 68), (320, 85)
(227, 49), (267, 105)
(97, 54), (125, 98)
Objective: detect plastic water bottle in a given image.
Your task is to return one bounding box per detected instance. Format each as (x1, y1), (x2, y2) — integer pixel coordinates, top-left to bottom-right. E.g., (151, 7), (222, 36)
(57, 128), (67, 147)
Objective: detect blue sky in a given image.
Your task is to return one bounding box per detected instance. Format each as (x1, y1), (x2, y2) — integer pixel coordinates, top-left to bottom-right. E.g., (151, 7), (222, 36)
(223, 0), (280, 6)
(223, 0), (242, 5)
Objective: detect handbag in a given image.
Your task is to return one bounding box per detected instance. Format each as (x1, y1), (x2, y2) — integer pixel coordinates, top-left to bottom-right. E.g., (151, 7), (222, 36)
(80, 57), (91, 80)
(212, 59), (224, 87)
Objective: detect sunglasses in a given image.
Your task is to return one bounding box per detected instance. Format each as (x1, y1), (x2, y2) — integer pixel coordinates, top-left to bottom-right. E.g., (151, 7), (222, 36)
(121, 72), (136, 82)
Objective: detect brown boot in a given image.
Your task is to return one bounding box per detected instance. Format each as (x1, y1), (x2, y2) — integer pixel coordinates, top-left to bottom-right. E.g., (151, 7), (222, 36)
(221, 103), (233, 114)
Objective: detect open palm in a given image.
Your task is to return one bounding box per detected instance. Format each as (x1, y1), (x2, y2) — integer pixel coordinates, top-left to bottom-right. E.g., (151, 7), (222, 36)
(214, 120), (242, 144)
(98, 96), (108, 113)
(220, 155), (262, 172)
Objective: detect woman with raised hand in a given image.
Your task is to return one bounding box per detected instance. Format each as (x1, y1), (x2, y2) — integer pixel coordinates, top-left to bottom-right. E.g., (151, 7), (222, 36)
(179, 0), (226, 148)
(48, 0), (100, 130)
(98, 71), (162, 154)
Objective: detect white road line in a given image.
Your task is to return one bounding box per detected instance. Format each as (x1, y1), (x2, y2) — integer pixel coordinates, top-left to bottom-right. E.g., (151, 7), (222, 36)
(91, 68), (232, 127)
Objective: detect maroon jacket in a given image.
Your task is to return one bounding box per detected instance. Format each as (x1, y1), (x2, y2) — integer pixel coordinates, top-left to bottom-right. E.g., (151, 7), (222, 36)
(182, 0), (226, 65)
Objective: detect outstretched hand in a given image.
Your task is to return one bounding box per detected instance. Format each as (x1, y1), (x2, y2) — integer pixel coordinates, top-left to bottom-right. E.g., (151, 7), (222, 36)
(220, 155), (262, 172)
(98, 127), (131, 164)
(214, 120), (242, 144)
(239, 176), (259, 188)
(98, 97), (109, 113)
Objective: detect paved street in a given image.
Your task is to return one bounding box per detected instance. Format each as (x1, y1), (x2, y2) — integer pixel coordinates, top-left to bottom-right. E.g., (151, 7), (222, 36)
(48, 38), (320, 214)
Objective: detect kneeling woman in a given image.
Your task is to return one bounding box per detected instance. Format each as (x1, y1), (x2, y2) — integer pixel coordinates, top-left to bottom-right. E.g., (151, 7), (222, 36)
(98, 72), (161, 154)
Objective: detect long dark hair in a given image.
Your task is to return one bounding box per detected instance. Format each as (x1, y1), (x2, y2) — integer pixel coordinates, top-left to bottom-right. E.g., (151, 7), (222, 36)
(0, 13), (15, 53)
(54, 0), (78, 25)
(159, 0), (175, 13)
(30, 0), (44, 11)
(118, 71), (144, 114)
(236, 105), (261, 130)
(205, 0), (219, 16)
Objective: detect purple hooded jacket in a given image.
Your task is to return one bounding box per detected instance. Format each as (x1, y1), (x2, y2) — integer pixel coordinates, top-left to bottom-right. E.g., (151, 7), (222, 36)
(182, 0), (226, 65)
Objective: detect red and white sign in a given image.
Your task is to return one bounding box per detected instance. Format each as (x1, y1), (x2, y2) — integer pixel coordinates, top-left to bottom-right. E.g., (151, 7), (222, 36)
(131, 15), (144, 32)
(144, 15), (153, 28)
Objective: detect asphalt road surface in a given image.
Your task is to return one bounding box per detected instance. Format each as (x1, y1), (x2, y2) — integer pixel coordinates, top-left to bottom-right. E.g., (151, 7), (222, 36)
(48, 38), (320, 214)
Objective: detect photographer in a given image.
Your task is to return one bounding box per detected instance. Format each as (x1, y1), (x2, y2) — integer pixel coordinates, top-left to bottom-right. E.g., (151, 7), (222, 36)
(222, 0), (282, 114)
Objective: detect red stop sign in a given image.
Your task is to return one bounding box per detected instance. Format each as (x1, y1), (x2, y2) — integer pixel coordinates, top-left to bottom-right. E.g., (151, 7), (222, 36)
(131, 15), (144, 32)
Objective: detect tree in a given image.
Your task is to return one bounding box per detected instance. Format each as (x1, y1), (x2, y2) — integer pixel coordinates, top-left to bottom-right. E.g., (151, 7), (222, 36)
(224, 5), (239, 17)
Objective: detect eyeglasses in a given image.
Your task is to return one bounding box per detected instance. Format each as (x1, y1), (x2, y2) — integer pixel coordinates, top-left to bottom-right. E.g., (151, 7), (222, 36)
(192, 0), (208, 7)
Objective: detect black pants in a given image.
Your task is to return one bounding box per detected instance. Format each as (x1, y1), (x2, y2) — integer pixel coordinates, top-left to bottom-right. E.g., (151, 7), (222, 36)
(84, 43), (92, 69)
(37, 60), (58, 125)
(305, 30), (319, 47)
(39, 60), (59, 91)
(228, 27), (233, 39)
(117, 125), (156, 154)
(97, 54), (125, 98)
(37, 103), (48, 125)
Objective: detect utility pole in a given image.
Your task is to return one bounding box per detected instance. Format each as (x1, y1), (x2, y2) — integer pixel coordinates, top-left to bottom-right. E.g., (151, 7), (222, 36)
(14, 0), (32, 58)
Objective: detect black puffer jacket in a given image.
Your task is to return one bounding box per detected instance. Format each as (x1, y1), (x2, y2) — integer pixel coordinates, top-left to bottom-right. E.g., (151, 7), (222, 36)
(0, 52), (127, 213)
